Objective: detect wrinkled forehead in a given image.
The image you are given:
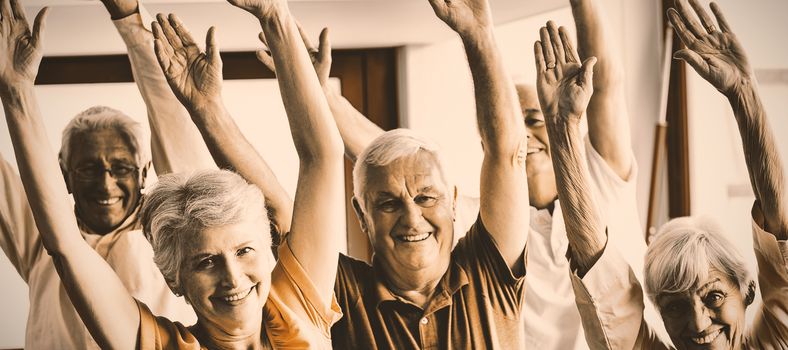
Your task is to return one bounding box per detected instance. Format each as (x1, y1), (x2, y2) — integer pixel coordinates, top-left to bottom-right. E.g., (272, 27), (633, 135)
(363, 151), (450, 199)
(516, 84), (540, 113)
(69, 128), (139, 164)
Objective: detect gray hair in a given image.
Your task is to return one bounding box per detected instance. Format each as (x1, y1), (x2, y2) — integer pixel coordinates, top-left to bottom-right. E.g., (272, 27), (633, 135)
(141, 170), (269, 292)
(59, 106), (150, 169)
(644, 216), (754, 308)
(352, 128), (450, 211)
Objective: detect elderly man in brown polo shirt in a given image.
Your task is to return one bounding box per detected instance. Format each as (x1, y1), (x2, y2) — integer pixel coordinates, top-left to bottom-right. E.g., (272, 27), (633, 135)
(330, 0), (531, 348)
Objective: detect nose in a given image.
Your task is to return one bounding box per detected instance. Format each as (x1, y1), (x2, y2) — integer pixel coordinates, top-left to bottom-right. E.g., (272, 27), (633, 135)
(400, 201), (427, 230)
(97, 169), (120, 191)
(687, 303), (713, 334)
(220, 259), (243, 289)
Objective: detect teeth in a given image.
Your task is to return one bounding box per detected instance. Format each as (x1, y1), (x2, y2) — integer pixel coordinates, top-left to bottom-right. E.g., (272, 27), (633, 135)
(399, 233), (430, 242)
(691, 328), (721, 344)
(222, 286), (253, 302)
(97, 198), (121, 205)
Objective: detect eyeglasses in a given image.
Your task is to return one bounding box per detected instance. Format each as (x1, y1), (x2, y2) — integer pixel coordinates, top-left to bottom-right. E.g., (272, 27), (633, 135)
(70, 164), (139, 181)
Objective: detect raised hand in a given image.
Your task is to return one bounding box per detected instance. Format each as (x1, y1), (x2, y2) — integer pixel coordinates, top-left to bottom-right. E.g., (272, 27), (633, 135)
(99, 0), (138, 19)
(534, 21), (596, 124)
(0, 0), (48, 91)
(427, 0), (492, 37)
(226, 0), (287, 20)
(256, 25), (331, 86)
(668, 0), (751, 96)
(152, 14), (222, 113)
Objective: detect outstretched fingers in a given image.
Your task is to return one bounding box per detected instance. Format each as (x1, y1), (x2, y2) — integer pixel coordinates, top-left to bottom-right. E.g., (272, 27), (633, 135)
(169, 14), (198, 50)
(539, 26), (556, 72)
(675, 0), (705, 38)
(709, 2), (731, 34)
(1, 0), (12, 24)
(673, 48), (709, 76)
(30, 7), (48, 49)
(156, 13), (184, 50)
(205, 26), (221, 66)
(547, 21), (565, 68)
(152, 23), (175, 74)
(688, 0), (716, 34)
(667, 8), (696, 48)
(558, 26), (579, 64)
(317, 27), (331, 65)
(9, 0), (25, 22)
(534, 40), (546, 73)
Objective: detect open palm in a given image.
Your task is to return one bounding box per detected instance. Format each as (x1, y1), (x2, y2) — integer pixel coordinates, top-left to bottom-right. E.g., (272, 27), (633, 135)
(0, 0), (48, 90)
(668, 0), (752, 95)
(428, 0), (491, 36)
(153, 14), (222, 112)
(226, 0), (286, 19)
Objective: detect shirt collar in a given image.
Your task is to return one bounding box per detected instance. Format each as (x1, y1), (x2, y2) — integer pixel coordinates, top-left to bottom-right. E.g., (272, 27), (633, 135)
(371, 257), (470, 313)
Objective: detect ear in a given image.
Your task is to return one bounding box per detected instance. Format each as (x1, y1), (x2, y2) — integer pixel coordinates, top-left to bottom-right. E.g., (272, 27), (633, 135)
(451, 185), (458, 222)
(60, 161), (73, 194)
(165, 278), (185, 301)
(139, 161), (151, 190)
(351, 197), (370, 235)
(744, 280), (756, 306)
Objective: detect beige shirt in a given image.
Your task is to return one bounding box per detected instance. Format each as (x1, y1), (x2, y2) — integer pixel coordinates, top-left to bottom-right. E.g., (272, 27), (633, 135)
(138, 241), (342, 349)
(570, 214), (788, 349)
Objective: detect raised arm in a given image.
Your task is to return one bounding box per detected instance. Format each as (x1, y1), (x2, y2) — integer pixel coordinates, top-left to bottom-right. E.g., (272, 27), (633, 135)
(255, 26), (383, 161)
(0, 2), (139, 348)
(100, 0), (216, 175)
(535, 22), (603, 275)
(669, 0), (787, 239)
(226, 0), (345, 302)
(569, 0), (632, 179)
(151, 14), (293, 236)
(428, 0), (529, 272)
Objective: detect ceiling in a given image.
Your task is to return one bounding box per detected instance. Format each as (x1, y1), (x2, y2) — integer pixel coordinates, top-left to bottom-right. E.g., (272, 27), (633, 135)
(23, 0), (565, 56)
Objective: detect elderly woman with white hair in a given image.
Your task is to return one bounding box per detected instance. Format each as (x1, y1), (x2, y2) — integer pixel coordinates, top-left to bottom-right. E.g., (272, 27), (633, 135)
(1, 0), (346, 348)
(535, 1), (787, 349)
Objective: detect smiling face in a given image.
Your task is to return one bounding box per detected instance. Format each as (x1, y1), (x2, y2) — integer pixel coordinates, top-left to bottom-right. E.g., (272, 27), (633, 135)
(517, 84), (557, 209)
(657, 269), (746, 350)
(179, 215), (273, 335)
(64, 128), (145, 234)
(357, 151), (455, 288)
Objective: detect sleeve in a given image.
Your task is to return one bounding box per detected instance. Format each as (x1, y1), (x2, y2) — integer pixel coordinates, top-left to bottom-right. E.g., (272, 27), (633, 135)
(112, 3), (216, 175)
(0, 156), (44, 282)
(454, 216), (526, 315)
(136, 300), (199, 350)
(264, 241), (342, 349)
(747, 212), (788, 349)
(569, 244), (670, 350)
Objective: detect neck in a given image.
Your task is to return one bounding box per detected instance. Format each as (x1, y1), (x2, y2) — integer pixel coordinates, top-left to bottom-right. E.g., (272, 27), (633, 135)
(379, 262), (445, 308)
(193, 317), (265, 350)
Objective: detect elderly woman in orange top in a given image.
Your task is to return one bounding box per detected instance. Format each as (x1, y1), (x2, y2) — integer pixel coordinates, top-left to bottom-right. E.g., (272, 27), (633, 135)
(0, 0), (345, 348)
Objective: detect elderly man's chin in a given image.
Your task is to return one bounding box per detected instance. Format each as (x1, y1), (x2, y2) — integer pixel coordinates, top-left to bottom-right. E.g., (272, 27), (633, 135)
(390, 237), (444, 271)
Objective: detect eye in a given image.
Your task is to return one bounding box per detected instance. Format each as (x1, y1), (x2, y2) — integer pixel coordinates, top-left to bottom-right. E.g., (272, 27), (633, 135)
(110, 164), (137, 177)
(660, 299), (688, 318)
(415, 195), (438, 207)
(237, 247), (254, 257)
(197, 257), (215, 270)
(704, 291), (726, 308)
(525, 117), (545, 127)
(377, 199), (400, 213)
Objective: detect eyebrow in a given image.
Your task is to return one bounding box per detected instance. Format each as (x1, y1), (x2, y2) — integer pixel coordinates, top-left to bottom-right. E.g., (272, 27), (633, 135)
(696, 278), (722, 293)
(189, 240), (256, 261)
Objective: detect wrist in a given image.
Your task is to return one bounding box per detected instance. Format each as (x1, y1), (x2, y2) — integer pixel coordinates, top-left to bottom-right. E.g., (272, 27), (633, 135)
(0, 81), (35, 100)
(104, 1), (139, 20)
(725, 75), (757, 101)
(188, 98), (225, 121)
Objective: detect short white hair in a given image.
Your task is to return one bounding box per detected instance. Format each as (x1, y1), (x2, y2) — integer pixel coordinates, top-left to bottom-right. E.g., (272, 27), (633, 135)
(644, 216), (754, 307)
(59, 106), (150, 169)
(141, 170), (269, 292)
(352, 128), (450, 210)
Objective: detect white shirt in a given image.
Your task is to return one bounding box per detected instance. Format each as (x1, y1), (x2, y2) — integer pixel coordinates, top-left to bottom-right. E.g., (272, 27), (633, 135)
(455, 138), (657, 349)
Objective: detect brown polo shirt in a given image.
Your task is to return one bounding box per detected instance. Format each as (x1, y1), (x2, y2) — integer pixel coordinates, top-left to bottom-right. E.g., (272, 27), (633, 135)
(332, 217), (526, 349)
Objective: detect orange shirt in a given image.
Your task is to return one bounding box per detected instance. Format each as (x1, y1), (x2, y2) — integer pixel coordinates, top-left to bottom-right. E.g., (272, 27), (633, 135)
(136, 241), (342, 349)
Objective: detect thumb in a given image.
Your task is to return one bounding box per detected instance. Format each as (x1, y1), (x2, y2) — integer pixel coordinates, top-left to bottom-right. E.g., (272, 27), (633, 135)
(31, 7), (49, 48)
(255, 49), (275, 72)
(206, 26), (222, 67)
(578, 56), (597, 86)
(673, 49), (708, 76)
(318, 27), (331, 64)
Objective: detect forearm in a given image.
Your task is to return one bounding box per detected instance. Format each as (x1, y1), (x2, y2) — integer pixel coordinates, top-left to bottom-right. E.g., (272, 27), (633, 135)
(259, 12), (344, 162)
(547, 119), (606, 276)
(190, 100), (293, 234)
(2, 85), (81, 254)
(729, 81), (788, 239)
(114, 8), (216, 174)
(570, 0), (632, 178)
(462, 29), (524, 156)
(324, 86), (384, 162)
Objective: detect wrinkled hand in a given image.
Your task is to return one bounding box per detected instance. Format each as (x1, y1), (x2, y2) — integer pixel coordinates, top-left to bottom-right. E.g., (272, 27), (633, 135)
(99, 0), (138, 19)
(534, 21), (596, 124)
(226, 0), (287, 20)
(427, 0), (492, 37)
(152, 14), (222, 113)
(668, 0), (751, 96)
(0, 0), (48, 91)
(256, 25), (331, 86)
